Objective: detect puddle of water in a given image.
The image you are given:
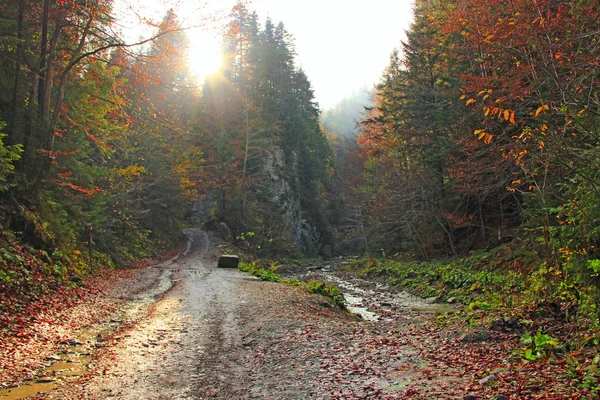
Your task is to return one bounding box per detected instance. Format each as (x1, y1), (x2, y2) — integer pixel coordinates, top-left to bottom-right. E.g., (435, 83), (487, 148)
(45, 359), (89, 377)
(0, 265), (176, 399)
(0, 351), (90, 399)
(291, 269), (460, 320)
(0, 381), (59, 400)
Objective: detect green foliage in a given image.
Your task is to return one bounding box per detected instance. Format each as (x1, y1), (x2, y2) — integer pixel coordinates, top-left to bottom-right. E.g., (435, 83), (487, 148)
(588, 260), (600, 275)
(238, 261), (346, 308)
(304, 280), (346, 309)
(0, 124), (22, 191)
(238, 261), (282, 283)
(346, 243), (545, 308)
(520, 331), (561, 361)
(468, 301), (492, 311)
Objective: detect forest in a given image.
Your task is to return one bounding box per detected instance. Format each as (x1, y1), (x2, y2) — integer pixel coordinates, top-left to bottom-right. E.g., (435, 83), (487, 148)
(1, 0), (600, 396)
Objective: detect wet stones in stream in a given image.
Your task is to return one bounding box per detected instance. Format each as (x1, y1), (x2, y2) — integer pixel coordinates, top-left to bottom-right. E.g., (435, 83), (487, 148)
(285, 266), (460, 322)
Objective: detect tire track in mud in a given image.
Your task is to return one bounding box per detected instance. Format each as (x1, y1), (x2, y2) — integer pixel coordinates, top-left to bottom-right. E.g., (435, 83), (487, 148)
(39, 229), (255, 399)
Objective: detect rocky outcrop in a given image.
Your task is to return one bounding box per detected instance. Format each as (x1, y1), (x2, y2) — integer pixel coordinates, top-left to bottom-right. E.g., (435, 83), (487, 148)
(264, 146), (321, 253)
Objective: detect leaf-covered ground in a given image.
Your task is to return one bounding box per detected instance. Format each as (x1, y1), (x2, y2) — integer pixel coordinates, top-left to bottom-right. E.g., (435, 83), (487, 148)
(271, 267), (598, 399)
(0, 241), (180, 389)
(1, 240), (597, 399)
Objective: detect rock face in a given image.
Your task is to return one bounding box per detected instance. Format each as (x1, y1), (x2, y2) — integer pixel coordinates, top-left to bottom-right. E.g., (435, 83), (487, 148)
(218, 255), (240, 269)
(264, 147), (322, 253)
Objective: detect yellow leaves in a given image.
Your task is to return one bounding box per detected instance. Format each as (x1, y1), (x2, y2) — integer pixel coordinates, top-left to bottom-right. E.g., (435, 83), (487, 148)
(483, 106), (516, 124)
(539, 140), (545, 151)
(474, 129), (494, 144)
(478, 88), (493, 99)
(464, 89), (495, 107)
(534, 105), (549, 117)
(499, 109), (516, 124)
(115, 165), (147, 182)
(518, 129), (533, 141)
(532, 16), (546, 26)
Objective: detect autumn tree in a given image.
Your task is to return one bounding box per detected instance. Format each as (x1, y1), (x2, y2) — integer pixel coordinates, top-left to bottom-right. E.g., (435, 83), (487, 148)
(0, 0), (201, 264)
(450, 0), (600, 280)
(355, 0), (467, 257)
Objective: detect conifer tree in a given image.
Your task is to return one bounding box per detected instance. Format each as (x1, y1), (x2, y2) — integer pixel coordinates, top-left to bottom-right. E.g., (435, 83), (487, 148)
(195, 3), (335, 255)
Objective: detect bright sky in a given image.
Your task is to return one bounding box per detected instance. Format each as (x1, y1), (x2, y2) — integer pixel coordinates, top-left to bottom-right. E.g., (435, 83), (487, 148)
(113, 0), (415, 109)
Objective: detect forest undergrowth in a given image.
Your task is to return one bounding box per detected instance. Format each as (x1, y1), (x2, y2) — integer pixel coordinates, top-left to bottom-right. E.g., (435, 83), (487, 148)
(342, 240), (600, 396)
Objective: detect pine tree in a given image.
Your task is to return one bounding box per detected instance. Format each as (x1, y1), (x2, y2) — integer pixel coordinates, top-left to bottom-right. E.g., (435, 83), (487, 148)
(195, 4), (335, 255)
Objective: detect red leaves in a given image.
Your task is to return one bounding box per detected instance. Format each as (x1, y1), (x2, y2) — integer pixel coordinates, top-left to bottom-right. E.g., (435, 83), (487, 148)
(404, 388), (421, 396)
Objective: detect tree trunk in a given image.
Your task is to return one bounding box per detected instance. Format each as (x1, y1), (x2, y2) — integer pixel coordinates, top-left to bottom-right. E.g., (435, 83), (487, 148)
(37, 0), (50, 116)
(9, 0), (25, 145)
(478, 196), (486, 243)
(40, 13), (63, 126)
(242, 99), (250, 182)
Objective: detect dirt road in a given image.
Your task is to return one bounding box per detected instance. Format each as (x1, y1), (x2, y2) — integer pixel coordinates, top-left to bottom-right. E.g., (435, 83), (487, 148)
(1, 230), (592, 399)
(1, 230), (483, 399)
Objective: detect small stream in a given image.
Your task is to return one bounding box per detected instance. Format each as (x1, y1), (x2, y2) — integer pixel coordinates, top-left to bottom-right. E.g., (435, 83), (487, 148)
(288, 265), (458, 321)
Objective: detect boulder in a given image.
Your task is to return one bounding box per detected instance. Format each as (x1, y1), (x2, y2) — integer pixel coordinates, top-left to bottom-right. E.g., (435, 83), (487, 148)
(218, 255), (239, 268)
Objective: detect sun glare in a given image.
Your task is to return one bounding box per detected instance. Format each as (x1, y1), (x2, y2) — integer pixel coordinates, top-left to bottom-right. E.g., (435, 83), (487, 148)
(187, 36), (223, 84)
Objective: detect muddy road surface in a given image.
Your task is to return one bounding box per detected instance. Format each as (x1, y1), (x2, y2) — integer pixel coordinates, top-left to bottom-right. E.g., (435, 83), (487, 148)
(2, 230), (481, 399)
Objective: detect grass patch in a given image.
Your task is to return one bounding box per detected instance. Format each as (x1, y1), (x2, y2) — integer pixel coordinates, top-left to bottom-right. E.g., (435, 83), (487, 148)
(238, 261), (346, 310)
(345, 243), (536, 309)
